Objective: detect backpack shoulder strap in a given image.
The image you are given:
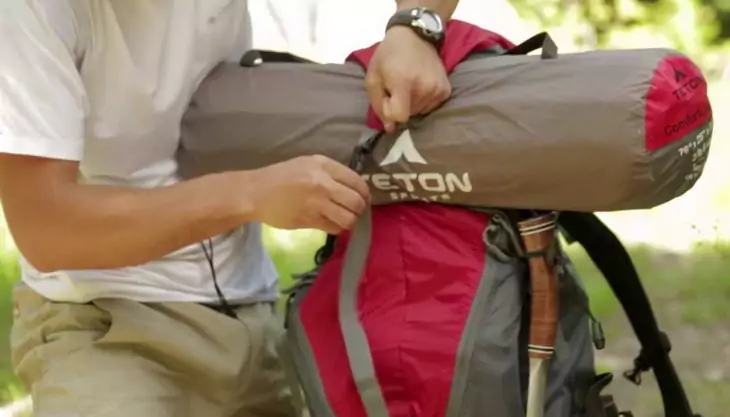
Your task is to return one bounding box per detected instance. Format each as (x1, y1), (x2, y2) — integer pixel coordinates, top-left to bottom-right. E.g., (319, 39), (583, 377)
(559, 212), (701, 417)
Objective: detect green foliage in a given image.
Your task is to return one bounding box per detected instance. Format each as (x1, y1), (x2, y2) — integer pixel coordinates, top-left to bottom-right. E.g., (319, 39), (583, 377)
(263, 228), (324, 290)
(508, 0), (730, 78)
(567, 240), (730, 324)
(0, 250), (23, 404)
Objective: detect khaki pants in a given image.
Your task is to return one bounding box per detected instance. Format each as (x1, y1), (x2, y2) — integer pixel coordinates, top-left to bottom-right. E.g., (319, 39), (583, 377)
(10, 284), (299, 417)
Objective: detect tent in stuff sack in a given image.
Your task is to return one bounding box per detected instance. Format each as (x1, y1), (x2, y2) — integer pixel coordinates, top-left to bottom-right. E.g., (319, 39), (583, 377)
(177, 20), (713, 417)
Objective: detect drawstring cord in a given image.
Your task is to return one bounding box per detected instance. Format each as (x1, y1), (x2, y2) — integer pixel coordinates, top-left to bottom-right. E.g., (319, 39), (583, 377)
(200, 239), (238, 318)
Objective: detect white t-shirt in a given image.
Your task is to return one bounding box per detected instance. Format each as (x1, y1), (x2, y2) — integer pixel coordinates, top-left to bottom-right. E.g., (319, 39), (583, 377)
(0, 0), (279, 304)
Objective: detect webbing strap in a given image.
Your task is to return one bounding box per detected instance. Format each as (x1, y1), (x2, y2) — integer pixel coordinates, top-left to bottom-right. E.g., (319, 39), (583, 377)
(338, 207), (391, 417)
(503, 32), (558, 59)
(559, 212), (699, 417)
(276, 338), (307, 416)
(317, 128), (382, 267)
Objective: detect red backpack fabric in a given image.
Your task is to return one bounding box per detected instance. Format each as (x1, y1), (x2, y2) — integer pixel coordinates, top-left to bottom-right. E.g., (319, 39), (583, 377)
(297, 22), (516, 417)
(280, 21), (596, 417)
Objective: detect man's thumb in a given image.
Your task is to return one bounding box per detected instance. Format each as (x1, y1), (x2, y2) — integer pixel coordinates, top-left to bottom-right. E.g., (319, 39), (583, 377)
(381, 100), (395, 132)
(365, 75), (387, 124)
(385, 85), (411, 126)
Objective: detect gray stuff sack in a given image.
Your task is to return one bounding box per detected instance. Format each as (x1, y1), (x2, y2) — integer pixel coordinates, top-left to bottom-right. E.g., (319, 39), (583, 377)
(177, 35), (713, 212)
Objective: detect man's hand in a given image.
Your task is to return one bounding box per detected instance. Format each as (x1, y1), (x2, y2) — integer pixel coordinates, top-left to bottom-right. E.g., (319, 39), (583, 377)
(365, 26), (451, 132)
(247, 155), (371, 235)
(0, 153), (369, 272)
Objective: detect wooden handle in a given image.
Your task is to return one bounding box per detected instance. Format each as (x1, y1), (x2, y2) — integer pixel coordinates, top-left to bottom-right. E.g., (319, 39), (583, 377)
(518, 212), (559, 360)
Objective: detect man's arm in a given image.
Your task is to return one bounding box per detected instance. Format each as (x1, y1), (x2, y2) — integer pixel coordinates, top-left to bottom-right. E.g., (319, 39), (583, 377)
(0, 2), (368, 273)
(395, 0), (459, 19)
(0, 156), (259, 273)
(0, 4), (260, 272)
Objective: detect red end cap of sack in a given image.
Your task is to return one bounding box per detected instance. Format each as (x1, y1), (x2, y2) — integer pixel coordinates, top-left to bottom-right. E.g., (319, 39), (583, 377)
(644, 54), (713, 152)
(346, 20), (516, 131)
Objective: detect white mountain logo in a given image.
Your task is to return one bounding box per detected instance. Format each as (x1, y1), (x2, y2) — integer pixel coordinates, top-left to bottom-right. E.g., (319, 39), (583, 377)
(379, 129), (427, 166)
(363, 128), (472, 202)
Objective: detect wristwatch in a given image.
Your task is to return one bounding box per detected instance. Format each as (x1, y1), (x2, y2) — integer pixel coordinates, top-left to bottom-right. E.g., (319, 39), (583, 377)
(385, 7), (445, 48)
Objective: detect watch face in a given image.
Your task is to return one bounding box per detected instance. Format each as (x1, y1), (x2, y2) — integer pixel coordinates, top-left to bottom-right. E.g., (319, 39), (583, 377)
(415, 10), (443, 36)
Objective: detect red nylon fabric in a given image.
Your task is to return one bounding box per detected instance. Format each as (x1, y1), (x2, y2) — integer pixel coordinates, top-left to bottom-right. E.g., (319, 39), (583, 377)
(299, 204), (490, 417)
(299, 20), (514, 417)
(644, 54), (712, 152)
(346, 20), (516, 132)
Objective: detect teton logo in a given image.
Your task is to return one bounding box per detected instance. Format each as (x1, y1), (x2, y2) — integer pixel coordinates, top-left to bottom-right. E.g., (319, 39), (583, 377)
(362, 129), (473, 202)
(379, 129), (427, 166)
(673, 68), (687, 82)
(670, 65), (705, 100)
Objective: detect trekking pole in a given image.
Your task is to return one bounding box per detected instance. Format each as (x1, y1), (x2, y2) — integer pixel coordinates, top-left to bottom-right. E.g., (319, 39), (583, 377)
(518, 212), (560, 417)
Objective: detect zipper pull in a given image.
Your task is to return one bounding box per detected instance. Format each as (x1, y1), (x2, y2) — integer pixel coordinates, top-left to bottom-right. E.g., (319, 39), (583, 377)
(589, 311), (606, 350)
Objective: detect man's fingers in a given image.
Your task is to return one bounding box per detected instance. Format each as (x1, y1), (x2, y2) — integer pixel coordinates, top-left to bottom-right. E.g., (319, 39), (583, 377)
(316, 156), (371, 202)
(416, 76), (452, 115)
(421, 86), (451, 114)
(319, 200), (358, 231)
(381, 101), (396, 133)
(314, 214), (343, 235)
(309, 156), (369, 231)
(384, 83), (411, 127)
(365, 74), (388, 126)
(326, 180), (367, 217)
(409, 76), (435, 116)
(411, 93), (430, 117)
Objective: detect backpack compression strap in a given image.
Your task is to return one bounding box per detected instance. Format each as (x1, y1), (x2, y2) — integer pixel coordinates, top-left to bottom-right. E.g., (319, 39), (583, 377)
(337, 131), (391, 417)
(558, 212), (701, 417)
(339, 205), (391, 417)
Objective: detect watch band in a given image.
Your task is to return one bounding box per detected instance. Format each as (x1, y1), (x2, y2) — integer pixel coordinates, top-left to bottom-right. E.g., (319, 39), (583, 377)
(386, 7), (445, 47)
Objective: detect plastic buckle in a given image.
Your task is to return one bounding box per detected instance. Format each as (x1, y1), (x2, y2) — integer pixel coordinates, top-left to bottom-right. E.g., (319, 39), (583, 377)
(348, 131), (382, 172)
(623, 331), (672, 386)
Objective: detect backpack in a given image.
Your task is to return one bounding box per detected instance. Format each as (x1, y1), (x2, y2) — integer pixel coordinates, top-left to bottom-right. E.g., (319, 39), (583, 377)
(280, 206), (701, 417)
(272, 29), (702, 417)
(177, 21), (709, 417)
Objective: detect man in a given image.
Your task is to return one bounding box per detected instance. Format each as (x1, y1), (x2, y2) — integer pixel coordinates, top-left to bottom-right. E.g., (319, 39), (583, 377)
(0, 0), (459, 416)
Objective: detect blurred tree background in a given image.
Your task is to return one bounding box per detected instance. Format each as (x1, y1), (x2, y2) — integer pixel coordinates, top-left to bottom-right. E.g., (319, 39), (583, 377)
(1, 0), (729, 416)
(508, 0), (730, 76)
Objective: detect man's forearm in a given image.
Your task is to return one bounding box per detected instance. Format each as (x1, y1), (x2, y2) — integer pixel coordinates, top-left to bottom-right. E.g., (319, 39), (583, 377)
(6, 171), (256, 272)
(395, 0), (459, 19)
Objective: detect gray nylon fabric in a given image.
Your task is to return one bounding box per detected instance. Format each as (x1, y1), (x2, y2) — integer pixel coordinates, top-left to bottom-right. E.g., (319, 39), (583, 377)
(442, 219), (596, 417)
(544, 256), (597, 417)
(282, 213), (599, 417)
(337, 207), (390, 417)
(456, 254), (527, 417)
(178, 48), (712, 212)
(444, 249), (525, 417)
(286, 288), (337, 417)
(276, 337), (307, 416)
